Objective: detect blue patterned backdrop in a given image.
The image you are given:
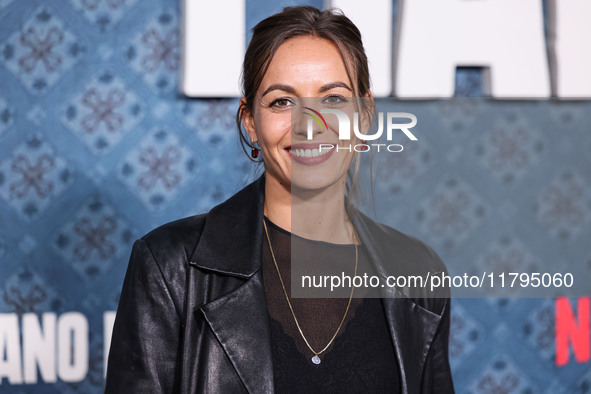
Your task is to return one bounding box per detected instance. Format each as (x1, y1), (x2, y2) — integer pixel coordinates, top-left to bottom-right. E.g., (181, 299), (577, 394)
(0, 0), (590, 392)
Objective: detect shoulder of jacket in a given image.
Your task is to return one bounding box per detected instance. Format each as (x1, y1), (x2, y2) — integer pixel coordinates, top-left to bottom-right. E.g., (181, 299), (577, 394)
(367, 217), (448, 275)
(357, 214), (451, 312)
(402, 232), (448, 275)
(139, 213), (208, 271)
(394, 229), (450, 314)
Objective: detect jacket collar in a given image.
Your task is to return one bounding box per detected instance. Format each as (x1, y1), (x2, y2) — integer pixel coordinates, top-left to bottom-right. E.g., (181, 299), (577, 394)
(189, 173), (442, 393)
(190, 173), (266, 277)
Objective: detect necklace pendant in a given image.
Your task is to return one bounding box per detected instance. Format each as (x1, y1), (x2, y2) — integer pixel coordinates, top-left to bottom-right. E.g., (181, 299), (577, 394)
(311, 355), (321, 365)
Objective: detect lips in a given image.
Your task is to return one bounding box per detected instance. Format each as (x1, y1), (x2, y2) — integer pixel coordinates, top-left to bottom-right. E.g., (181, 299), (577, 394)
(286, 143), (335, 165)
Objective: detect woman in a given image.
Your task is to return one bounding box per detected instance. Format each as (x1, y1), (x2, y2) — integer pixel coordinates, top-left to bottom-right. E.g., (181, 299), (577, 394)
(105, 6), (454, 393)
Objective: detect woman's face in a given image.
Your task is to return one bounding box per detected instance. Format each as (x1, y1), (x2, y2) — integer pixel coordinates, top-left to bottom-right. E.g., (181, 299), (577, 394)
(242, 35), (362, 193)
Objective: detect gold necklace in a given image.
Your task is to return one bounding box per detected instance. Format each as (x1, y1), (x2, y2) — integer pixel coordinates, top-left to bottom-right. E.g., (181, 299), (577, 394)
(263, 219), (358, 365)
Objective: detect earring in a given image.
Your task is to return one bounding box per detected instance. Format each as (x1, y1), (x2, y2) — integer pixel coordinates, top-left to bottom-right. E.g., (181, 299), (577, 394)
(360, 140), (368, 151)
(251, 146), (259, 159)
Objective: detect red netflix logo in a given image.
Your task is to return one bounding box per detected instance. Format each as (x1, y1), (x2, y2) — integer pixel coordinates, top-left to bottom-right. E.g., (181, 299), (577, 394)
(555, 297), (590, 366)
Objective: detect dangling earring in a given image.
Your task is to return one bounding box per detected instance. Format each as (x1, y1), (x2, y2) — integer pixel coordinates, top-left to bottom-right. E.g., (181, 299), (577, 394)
(360, 140), (368, 151)
(251, 145), (259, 159)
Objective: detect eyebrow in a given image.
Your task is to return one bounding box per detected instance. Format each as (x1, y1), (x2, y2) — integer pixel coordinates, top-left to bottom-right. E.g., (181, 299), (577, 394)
(318, 82), (352, 93)
(261, 82), (352, 97)
(261, 84), (296, 97)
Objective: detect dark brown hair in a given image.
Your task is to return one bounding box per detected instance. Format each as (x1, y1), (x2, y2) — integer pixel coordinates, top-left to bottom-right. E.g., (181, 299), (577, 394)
(236, 5), (373, 211)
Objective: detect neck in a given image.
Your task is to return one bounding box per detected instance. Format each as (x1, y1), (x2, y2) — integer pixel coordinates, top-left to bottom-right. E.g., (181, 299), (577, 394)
(263, 173), (356, 244)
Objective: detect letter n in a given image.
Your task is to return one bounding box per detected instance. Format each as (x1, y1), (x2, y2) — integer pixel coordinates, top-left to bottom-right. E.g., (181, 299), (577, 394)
(555, 297), (590, 366)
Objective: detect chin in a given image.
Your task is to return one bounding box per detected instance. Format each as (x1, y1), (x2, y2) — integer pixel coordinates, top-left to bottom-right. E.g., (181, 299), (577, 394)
(290, 172), (345, 194)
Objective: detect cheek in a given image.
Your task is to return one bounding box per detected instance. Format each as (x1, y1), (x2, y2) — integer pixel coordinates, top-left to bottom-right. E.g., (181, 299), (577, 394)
(326, 117), (339, 136)
(257, 112), (291, 146)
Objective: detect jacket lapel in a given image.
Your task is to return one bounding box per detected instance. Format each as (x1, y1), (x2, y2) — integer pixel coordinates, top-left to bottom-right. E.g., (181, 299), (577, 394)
(189, 174), (265, 278)
(190, 174), (274, 393)
(199, 271), (273, 393)
(351, 209), (443, 393)
(381, 297), (442, 393)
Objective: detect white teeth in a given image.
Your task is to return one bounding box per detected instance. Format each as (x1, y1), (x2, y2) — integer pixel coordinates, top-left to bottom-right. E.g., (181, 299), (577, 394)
(289, 145), (334, 158)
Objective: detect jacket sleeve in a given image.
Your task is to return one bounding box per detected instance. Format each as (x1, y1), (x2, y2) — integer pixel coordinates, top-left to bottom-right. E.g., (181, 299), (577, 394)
(104, 238), (182, 393)
(422, 297), (455, 394)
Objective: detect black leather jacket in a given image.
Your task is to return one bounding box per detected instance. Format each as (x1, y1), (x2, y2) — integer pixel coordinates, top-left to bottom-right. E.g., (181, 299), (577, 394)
(105, 173), (454, 393)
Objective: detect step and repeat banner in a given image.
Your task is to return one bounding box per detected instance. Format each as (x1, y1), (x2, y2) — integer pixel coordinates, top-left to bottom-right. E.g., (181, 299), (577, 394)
(1, 0), (590, 392)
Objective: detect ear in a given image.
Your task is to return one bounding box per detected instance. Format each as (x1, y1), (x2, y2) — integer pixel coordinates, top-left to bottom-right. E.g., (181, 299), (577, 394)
(240, 97), (257, 143)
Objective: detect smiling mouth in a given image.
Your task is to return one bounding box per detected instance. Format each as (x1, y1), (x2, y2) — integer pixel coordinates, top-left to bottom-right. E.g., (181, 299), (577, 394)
(288, 145), (335, 158)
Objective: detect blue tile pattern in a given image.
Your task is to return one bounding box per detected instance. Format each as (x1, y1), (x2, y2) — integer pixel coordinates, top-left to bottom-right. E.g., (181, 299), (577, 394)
(0, 0), (590, 392)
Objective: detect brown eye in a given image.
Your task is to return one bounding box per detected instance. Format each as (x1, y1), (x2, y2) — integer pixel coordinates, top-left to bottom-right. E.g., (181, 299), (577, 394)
(270, 98), (294, 109)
